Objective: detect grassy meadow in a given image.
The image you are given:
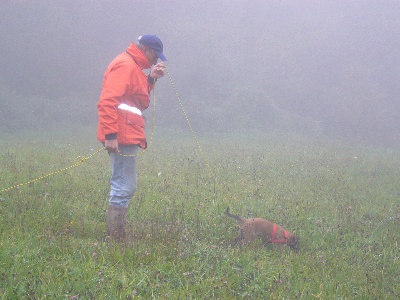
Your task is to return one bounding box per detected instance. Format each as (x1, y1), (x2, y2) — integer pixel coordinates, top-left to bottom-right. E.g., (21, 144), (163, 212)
(1, 129), (399, 299)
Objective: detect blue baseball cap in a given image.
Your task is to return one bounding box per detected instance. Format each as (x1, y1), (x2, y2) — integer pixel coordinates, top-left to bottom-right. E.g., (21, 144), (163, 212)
(138, 34), (167, 61)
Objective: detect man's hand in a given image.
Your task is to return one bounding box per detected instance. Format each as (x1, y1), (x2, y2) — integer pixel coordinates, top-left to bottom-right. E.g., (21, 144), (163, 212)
(150, 63), (166, 79)
(104, 139), (119, 153)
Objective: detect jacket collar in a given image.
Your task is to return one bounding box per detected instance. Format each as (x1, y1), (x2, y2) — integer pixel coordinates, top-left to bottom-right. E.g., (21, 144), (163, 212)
(126, 42), (151, 69)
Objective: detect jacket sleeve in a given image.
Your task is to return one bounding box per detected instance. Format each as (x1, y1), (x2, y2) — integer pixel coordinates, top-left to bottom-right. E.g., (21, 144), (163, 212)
(97, 61), (132, 137)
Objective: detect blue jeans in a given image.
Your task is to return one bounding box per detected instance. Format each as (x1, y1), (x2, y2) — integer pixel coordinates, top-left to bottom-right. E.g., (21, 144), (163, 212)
(108, 144), (139, 208)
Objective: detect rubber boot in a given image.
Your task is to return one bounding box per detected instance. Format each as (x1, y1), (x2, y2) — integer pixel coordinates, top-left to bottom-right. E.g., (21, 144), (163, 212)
(107, 206), (128, 242)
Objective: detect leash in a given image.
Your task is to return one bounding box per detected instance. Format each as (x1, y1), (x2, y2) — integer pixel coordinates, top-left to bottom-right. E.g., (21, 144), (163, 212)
(1, 65), (216, 193)
(0, 84), (158, 193)
(0, 147), (103, 193)
(114, 64), (215, 179)
(165, 66), (223, 208)
(165, 66), (216, 179)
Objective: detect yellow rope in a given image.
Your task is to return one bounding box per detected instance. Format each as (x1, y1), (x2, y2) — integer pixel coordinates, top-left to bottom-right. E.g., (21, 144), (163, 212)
(0, 87), (158, 193)
(165, 66), (216, 179)
(0, 147), (103, 193)
(1, 66), (216, 194)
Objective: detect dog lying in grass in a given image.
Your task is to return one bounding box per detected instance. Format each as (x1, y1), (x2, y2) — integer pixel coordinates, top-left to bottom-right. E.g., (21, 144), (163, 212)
(226, 207), (299, 251)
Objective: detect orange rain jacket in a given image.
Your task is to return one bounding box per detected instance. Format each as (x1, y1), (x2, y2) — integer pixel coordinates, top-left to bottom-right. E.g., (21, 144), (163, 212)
(97, 43), (155, 148)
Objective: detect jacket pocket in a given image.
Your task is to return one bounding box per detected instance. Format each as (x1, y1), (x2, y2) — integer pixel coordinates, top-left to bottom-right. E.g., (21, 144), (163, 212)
(126, 112), (145, 128)
(117, 110), (146, 146)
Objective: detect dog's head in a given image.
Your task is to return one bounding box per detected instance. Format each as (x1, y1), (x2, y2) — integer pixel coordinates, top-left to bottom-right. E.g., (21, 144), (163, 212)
(287, 235), (300, 252)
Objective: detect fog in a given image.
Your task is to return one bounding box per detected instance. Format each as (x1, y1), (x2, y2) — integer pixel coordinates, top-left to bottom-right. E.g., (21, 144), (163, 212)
(1, 0), (399, 146)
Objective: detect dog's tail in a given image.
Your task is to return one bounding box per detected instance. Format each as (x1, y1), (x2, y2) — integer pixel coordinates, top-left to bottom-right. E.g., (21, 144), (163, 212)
(225, 207), (242, 222)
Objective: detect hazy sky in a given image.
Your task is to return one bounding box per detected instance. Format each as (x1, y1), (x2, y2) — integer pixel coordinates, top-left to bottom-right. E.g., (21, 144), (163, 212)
(1, 0), (399, 145)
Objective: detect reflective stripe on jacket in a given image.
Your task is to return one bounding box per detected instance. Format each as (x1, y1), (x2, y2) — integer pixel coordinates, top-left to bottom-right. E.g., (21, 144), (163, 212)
(97, 43), (154, 148)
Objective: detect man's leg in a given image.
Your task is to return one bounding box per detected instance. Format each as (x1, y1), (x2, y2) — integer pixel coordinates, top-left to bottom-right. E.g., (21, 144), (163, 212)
(107, 144), (139, 241)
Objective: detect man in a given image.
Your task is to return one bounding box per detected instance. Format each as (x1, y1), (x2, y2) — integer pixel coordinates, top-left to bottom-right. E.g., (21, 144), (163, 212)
(97, 34), (166, 241)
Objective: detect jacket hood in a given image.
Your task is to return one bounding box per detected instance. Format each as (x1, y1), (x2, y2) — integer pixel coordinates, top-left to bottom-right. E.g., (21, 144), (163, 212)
(126, 43), (151, 69)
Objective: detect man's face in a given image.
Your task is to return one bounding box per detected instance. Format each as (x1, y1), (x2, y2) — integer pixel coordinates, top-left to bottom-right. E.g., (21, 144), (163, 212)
(144, 47), (158, 65)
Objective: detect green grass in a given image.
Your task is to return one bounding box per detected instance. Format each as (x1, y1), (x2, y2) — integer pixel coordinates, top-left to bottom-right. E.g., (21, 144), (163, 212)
(1, 129), (399, 299)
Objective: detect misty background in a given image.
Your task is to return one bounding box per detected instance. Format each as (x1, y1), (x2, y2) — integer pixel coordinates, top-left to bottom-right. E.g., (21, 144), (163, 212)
(1, 0), (399, 147)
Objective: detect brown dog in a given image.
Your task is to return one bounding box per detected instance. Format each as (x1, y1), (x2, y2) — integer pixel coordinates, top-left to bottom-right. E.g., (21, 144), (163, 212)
(226, 207), (299, 251)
